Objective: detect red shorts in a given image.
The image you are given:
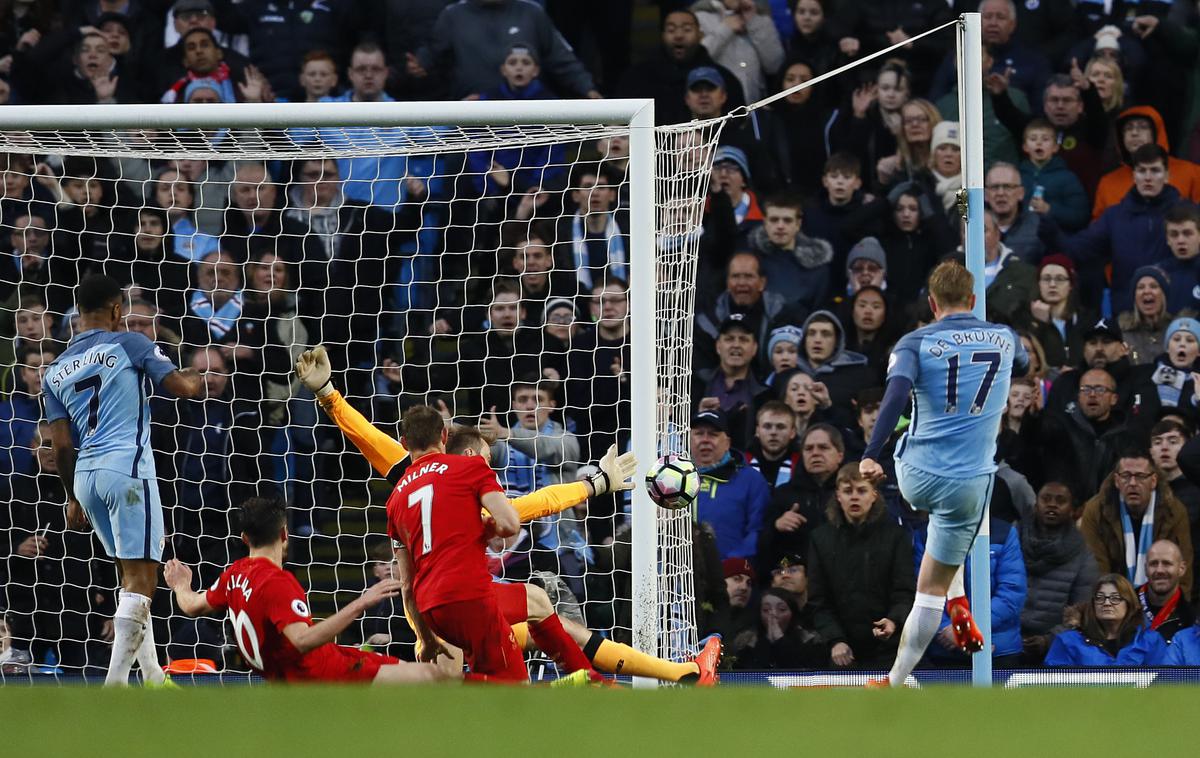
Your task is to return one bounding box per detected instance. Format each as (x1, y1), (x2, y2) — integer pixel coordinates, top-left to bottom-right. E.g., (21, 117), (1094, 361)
(292, 645), (401, 683)
(493, 582), (529, 625)
(425, 593), (528, 683)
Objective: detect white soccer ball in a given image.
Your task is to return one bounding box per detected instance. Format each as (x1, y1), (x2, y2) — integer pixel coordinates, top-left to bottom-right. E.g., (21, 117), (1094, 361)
(645, 454), (701, 510)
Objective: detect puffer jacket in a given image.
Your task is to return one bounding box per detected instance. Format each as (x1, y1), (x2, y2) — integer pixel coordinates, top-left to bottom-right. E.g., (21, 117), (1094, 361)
(807, 496), (915, 666)
(1080, 474), (1195, 597)
(1020, 514), (1100, 638)
(747, 225), (833, 314)
(1045, 626), (1167, 666)
(695, 452), (772, 561)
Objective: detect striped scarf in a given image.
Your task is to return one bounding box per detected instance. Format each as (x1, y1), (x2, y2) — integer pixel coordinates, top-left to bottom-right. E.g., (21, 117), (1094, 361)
(571, 212), (627, 290)
(189, 289), (244, 340)
(1119, 492), (1156, 586)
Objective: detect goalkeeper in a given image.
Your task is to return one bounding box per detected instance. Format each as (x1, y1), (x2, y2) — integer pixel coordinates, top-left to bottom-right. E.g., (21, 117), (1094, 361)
(296, 346), (721, 684)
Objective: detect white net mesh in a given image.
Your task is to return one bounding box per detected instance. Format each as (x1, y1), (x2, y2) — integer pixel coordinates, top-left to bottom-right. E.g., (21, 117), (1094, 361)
(0, 109), (719, 679)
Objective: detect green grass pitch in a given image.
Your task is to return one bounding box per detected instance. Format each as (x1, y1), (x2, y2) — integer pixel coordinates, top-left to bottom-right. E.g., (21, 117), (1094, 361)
(6, 684), (1199, 757)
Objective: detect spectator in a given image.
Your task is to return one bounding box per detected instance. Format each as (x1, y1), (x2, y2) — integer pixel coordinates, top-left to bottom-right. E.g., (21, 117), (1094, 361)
(220, 161), (282, 260)
(694, 252), (793, 377)
(708, 144), (765, 242)
(1018, 118), (1089, 232)
(875, 98), (940, 193)
(484, 379), (580, 495)
(999, 376), (1046, 487)
(417, 0), (600, 100)
(776, 370), (828, 438)
(149, 165), (219, 265)
(460, 280), (540, 417)
(1080, 449), (1194, 597)
(1084, 56), (1124, 116)
(1118, 265), (1174, 366)
(977, 209), (1037, 324)
(746, 193), (831, 315)
(1046, 367), (1137, 495)
(1138, 539), (1194, 642)
(923, 517), (1027, 669)
(715, 557), (759, 642)
(775, 60), (837, 198)
(161, 27), (269, 104)
(832, 2), (952, 88)
(731, 587), (826, 669)
(936, 46), (1029, 167)
(224, 0), (365, 95)
(10, 26), (139, 104)
(1009, 74), (1110, 201)
(565, 279), (630, 460)
(556, 163), (629, 293)
(691, 0), (784, 103)
(756, 422), (844, 574)
(1, 211), (79, 318)
(843, 184), (952, 306)
(1021, 255), (1091, 370)
(795, 311), (875, 416)
(927, 120), (961, 216)
(983, 162), (1041, 264)
(802, 152), (868, 291)
(761, 325), (802, 389)
(122, 299), (183, 364)
(1161, 204), (1200, 314)
(509, 229), (574, 327)
(933, 0), (1050, 111)
(1139, 317), (1200, 413)
(1093, 106), (1200, 220)
(843, 237), (888, 298)
(103, 208), (189, 319)
(616, 8), (747, 126)
(1151, 419), (1200, 572)
(743, 400), (801, 492)
(0, 341), (57, 480)
(1050, 144), (1186, 314)
(828, 59), (908, 192)
(1044, 574), (1168, 666)
(691, 408), (771, 561)
(280, 50), (341, 103)
(842, 285), (895, 373)
(183, 249), (245, 349)
(1020, 480), (1100, 664)
(785, 0), (855, 78)
(154, 0), (252, 96)
(1043, 317), (1157, 423)
(807, 463), (915, 669)
(0, 293), (53, 387)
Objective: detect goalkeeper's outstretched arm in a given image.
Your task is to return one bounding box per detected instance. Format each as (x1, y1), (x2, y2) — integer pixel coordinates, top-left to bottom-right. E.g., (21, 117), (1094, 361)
(295, 346), (640, 519)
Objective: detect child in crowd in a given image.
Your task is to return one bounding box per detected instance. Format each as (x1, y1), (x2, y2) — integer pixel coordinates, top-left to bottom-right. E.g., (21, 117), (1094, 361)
(1018, 118), (1089, 232)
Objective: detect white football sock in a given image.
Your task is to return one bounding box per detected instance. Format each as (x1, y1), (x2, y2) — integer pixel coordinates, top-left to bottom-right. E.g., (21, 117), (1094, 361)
(136, 614), (166, 685)
(106, 592), (150, 687)
(948, 565), (966, 601)
(888, 592), (946, 688)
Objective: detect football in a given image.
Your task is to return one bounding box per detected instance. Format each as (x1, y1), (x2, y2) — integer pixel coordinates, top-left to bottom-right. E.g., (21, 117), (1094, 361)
(645, 454), (701, 510)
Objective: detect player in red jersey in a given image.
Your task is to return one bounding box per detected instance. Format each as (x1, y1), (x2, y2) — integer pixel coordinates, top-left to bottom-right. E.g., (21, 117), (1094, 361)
(389, 405), (595, 683)
(164, 497), (454, 684)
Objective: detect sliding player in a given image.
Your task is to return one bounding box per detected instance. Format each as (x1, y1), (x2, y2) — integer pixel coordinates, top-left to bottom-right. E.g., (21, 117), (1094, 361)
(43, 275), (204, 687)
(295, 346), (721, 684)
(860, 261), (1028, 687)
(164, 497), (454, 684)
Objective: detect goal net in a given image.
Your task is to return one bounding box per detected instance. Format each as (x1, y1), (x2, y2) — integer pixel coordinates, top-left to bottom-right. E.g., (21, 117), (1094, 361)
(0, 101), (721, 680)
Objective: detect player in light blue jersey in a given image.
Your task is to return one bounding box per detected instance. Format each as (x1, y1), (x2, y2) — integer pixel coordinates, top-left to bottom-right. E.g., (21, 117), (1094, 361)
(43, 275), (203, 687)
(860, 261), (1029, 688)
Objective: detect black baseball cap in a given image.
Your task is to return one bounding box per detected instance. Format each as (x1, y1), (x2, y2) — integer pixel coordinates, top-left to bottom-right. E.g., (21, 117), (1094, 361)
(692, 408), (728, 434)
(1083, 317), (1123, 342)
(718, 313), (755, 337)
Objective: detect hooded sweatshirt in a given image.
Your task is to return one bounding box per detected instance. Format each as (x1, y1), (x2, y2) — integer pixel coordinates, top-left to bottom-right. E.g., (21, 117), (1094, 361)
(1092, 105), (1200, 219)
(794, 310), (876, 412)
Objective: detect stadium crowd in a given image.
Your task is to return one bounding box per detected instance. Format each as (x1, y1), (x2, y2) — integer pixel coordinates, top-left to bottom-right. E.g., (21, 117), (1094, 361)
(5, 0), (1200, 677)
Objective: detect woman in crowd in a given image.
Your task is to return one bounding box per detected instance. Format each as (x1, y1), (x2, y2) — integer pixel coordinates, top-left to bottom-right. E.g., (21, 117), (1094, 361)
(1044, 574), (1167, 666)
(1118, 266), (1175, 365)
(1022, 255), (1093, 371)
(842, 285), (895, 373)
(875, 98), (941, 193)
(731, 587), (826, 669)
(1086, 57), (1125, 116)
(775, 59), (836, 197)
(829, 59), (911, 190)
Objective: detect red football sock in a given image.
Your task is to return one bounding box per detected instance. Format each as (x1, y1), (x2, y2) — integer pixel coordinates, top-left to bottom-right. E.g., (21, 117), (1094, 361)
(528, 614), (595, 674)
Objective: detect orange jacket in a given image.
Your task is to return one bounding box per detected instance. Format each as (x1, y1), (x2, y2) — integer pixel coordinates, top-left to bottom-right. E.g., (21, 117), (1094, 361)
(1092, 105), (1200, 219)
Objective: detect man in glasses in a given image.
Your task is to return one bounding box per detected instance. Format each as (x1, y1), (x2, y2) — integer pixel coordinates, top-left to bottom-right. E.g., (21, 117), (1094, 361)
(983, 162), (1042, 263)
(1081, 450), (1194, 599)
(1045, 367), (1134, 495)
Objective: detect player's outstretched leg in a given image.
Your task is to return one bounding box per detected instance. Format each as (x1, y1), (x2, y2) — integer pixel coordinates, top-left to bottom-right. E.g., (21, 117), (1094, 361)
(517, 584), (601, 679)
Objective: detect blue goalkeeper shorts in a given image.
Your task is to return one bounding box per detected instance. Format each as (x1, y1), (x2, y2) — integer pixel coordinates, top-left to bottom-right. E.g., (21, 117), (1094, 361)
(76, 468), (165, 562)
(895, 460), (992, 566)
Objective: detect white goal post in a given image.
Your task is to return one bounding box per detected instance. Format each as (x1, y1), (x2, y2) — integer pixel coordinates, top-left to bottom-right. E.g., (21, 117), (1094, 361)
(0, 98), (720, 682)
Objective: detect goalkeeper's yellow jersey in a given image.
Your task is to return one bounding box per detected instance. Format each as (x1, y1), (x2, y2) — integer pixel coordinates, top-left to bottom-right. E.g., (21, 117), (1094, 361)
(316, 389), (589, 522)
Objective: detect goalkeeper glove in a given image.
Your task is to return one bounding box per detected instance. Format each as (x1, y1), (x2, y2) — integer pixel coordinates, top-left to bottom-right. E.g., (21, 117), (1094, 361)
(585, 444), (638, 497)
(295, 345), (335, 398)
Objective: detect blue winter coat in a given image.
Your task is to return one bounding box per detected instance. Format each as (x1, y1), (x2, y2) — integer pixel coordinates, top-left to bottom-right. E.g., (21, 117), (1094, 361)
(1045, 627), (1168, 666)
(0, 394), (40, 479)
(1164, 625), (1200, 665)
(1019, 156), (1089, 232)
(921, 519), (1028, 660)
(1057, 185), (1184, 313)
(696, 453), (772, 561)
(1158, 255), (1200, 314)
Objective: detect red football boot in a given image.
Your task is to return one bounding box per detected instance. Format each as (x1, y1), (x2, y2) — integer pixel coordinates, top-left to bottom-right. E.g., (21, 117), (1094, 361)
(946, 596), (984, 654)
(864, 677), (890, 689)
(693, 634), (723, 686)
